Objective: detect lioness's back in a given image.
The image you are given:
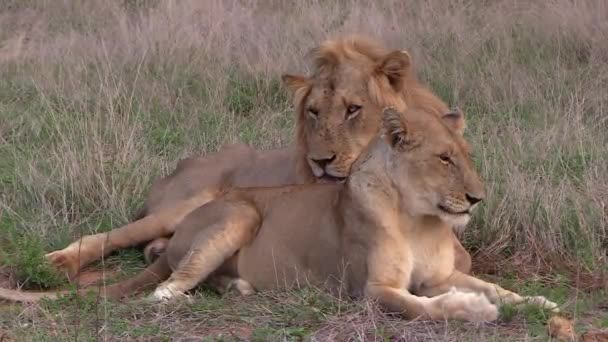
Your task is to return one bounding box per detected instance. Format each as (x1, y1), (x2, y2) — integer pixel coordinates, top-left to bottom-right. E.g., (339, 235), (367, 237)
(236, 184), (344, 290)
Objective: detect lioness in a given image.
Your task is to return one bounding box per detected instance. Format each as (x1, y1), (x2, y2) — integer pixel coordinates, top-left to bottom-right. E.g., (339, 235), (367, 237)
(42, 36), (472, 282)
(0, 107), (558, 323)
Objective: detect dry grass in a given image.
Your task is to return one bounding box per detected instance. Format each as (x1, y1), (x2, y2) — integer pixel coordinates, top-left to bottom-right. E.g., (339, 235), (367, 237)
(1, 285), (601, 341)
(0, 0), (607, 340)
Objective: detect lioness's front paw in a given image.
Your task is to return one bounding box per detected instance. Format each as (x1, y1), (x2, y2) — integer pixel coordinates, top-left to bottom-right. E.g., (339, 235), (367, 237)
(524, 295), (560, 312)
(150, 283), (185, 302)
(434, 289), (499, 322)
(227, 279), (255, 296)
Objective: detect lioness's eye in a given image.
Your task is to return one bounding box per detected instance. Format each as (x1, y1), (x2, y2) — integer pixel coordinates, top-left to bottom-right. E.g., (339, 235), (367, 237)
(346, 104), (361, 120)
(308, 108), (319, 118)
(439, 153), (451, 165)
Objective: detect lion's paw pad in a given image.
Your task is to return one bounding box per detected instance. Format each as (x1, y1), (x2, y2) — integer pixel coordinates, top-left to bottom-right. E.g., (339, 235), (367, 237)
(45, 251), (70, 266)
(44, 250), (80, 277)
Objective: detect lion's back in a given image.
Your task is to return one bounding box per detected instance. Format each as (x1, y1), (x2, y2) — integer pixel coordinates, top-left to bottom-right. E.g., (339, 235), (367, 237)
(141, 144), (299, 215)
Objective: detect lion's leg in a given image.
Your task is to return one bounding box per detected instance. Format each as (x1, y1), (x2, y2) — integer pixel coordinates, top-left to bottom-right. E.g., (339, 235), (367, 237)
(151, 200), (261, 301)
(144, 237), (171, 264)
(419, 271), (559, 312)
(365, 284), (499, 322)
(45, 190), (219, 278)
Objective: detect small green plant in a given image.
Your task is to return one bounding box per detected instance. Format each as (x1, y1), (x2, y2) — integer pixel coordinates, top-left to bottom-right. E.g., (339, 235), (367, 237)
(499, 303), (518, 322)
(0, 214), (64, 288)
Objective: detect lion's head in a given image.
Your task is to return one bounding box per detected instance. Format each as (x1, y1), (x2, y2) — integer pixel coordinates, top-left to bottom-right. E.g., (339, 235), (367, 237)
(379, 107), (485, 227)
(282, 36), (450, 183)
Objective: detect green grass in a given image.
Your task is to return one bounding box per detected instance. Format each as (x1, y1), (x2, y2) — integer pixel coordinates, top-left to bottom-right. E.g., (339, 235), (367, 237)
(3, 279), (604, 341)
(0, 214), (64, 289)
(0, 0), (606, 340)
(491, 273), (608, 339)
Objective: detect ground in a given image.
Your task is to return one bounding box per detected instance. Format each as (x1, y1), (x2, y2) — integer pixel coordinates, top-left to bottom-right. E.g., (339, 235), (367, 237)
(1, 258), (607, 340)
(0, 0), (607, 341)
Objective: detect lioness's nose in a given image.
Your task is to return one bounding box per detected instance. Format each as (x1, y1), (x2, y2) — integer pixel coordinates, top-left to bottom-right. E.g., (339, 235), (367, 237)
(465, 193), (483, 206)
(310, 155), (336, 169)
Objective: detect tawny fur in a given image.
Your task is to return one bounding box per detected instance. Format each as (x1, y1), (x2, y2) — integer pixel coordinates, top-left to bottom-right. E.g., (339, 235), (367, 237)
(143, 107), (557, 322)
(42, 35), (469, 289)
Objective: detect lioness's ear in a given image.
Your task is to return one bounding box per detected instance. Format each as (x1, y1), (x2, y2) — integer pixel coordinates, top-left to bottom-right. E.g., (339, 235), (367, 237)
(281, 74), (311, 95)
(382, 107), (418, 151)
(442, 107), (466, 136)
(377, 50), (411, 91)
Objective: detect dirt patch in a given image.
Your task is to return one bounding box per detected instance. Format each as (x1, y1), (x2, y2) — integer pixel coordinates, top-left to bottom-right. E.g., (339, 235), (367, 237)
(193, 323), (254, 340)
(0, 329), (13, 342)
(581, 329), (608, 342)
(0, 267), (16, 291)
(73, 268), (121, 287)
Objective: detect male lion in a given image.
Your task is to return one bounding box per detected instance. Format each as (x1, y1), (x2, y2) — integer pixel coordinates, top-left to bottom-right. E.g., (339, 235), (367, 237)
(42, 36), (472, 282)
(0, 107), (558, 322)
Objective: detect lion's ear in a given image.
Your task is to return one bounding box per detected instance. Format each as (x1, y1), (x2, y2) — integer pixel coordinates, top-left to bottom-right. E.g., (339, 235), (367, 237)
(442, 107), (466, 136)
(281, 74), (311, 95)
(377, 50), (411, 91)
(382, 107), (418, 151)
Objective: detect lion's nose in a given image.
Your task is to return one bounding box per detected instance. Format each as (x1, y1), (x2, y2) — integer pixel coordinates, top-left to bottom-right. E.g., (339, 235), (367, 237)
(465, 193), (483, 206)
(311, 155), (336, 169)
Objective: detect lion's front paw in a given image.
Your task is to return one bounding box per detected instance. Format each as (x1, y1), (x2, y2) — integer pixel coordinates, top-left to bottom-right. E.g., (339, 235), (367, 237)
(45, 250), (80, 279)
(143, 238), (169, 265)
(432, 288), (499, 322)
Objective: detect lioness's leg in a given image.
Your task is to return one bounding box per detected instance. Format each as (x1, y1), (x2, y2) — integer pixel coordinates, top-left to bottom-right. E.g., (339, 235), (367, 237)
(152, 200), (261, 301)
(45, 189), (219, 278)
(365, 284), (499, 322)
(419, 271), (559, 312)
(452, 234), (472, 274)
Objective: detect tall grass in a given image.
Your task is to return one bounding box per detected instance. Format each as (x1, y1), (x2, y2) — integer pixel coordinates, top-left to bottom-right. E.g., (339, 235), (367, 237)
(0, 0), (606, 286)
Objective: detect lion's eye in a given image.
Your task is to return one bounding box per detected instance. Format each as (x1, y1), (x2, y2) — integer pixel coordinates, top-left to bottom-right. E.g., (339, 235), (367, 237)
(439, 153), (451, 165)
(308, 108), (319, 119)
(345, 104), (361, 120)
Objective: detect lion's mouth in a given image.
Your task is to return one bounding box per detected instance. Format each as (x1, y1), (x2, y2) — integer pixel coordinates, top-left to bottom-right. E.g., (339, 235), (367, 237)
(438, 204), (470, 216)
(318, 174), (347, 183)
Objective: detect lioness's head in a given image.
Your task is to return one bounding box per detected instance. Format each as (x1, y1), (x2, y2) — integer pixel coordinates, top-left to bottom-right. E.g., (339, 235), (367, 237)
(282, 36), (414, 182)
(380, 107), (485, 226)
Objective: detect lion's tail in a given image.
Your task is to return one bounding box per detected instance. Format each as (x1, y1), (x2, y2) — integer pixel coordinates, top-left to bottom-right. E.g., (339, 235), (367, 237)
(0, 254), (172, 303)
